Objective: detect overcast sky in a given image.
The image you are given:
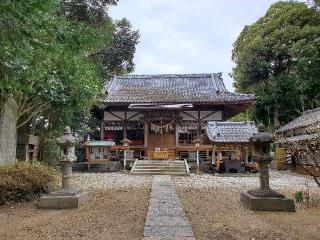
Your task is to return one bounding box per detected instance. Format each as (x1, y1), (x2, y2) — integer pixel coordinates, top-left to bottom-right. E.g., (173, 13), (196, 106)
(109, 0), (303, 91)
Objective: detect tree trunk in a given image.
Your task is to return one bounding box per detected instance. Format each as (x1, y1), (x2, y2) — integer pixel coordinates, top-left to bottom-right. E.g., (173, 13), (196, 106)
(274, 109), (280, 128)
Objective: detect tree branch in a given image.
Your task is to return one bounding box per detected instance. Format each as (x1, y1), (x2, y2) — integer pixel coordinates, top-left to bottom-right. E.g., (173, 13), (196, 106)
(16, 103), (50, 129)
(300, 164), (320, 188)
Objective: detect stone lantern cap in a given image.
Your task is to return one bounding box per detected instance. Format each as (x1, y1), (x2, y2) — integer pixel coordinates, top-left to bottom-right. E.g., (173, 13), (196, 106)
(56, 126), (77, 147)
(250, 124), (273, 143)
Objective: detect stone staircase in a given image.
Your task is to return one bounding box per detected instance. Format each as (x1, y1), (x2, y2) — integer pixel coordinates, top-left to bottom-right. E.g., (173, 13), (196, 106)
(131, 160), (189, 176)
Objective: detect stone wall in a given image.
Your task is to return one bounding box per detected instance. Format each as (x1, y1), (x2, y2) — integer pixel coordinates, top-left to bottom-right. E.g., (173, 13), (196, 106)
(0, 97), (18, 165)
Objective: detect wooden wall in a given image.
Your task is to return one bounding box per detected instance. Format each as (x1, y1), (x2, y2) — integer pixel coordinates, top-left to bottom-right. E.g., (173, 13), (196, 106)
(147, 134), (175, 150)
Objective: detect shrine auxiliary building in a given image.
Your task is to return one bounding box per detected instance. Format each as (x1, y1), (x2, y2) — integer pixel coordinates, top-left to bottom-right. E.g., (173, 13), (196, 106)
(99, 73), (255, 163)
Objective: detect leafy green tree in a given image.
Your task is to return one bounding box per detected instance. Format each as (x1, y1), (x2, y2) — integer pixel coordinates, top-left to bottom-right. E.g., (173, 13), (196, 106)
(1, 0), (140, 164)
(1, 0), (105, 126)
(59, 0), (118, 26)
(98, 18), (140, 76)
(232, 2), (320, 128)
(0, 0), (109, 162)
(59, 0), (139, 78)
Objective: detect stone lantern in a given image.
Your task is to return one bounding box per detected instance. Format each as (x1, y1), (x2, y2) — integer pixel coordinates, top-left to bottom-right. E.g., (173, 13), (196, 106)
(120, 138), (132, 171)
(240, 124), (295, 211)
(57, 126), (77, 190)
(39, 126), (90, 209)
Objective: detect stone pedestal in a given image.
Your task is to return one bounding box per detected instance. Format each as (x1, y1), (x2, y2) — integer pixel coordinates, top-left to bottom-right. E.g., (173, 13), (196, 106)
(240, 192), (295, 212)
(39, 126), (90, 209)
(39, 190), (90, 209)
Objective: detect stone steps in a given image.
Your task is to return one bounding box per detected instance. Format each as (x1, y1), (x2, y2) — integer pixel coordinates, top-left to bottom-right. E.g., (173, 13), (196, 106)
(131, 160), (189, 176)
(132, 172), (188, 176)
(134, 168), (187, 172)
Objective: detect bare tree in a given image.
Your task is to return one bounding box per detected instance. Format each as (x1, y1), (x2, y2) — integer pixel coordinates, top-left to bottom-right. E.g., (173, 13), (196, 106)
(277, 124), (320, 188)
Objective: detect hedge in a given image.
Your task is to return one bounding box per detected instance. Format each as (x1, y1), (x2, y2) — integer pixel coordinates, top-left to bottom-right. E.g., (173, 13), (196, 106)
(0, 162), (59, 205)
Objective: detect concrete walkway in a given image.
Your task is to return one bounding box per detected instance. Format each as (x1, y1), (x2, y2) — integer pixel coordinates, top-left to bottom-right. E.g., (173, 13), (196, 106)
(143, 175), (195, 240)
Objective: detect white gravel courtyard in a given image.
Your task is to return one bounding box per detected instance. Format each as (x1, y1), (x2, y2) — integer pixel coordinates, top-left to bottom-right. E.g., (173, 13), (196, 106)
(174, 170), (319, 195)
(71, 170), (319, 196)
(72, 172), (153, 191)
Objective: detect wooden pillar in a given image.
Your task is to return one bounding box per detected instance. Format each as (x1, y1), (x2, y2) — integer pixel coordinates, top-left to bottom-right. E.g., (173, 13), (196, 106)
(216, 146), (221, 171)
(123, 111), (127, 139)
(175, 124), (179, 147)
(197, 111), (201, 138)
(243, 145), (247, 164)
(175, 124), (179, 159)
(212, 145), (216, 165)
(100, 121), (104, 140)
(144, 120), (148, 148)
(236, 146), (240, 161)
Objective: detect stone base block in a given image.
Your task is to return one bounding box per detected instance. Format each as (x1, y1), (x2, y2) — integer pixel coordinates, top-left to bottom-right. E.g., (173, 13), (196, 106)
(240, 192), (295, 212)
(38, 191), (90, 209)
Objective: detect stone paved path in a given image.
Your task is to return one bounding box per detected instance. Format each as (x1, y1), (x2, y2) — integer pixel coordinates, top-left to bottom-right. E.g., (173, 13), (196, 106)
(143, 175), (195, 240)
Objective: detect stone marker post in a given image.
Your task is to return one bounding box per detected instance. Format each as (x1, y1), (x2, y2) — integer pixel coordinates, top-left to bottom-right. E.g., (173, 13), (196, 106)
(240, 124), (295, 211)
(39, 126), (90, 209)
(0, 97), (18, 165)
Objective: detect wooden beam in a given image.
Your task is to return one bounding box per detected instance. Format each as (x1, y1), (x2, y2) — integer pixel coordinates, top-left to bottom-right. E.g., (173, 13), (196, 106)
(181, 111), (198, 120)
(106, 111), (125, 121)
(200, 111), (218, 121)
(127, 111), (142, 121)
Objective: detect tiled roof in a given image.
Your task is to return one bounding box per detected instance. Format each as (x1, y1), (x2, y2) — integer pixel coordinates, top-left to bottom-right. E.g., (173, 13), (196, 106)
(277, 108), (320, 132)
(104, 73), (255, 104)
(275, 133), (319, 143)
(206, 121), (258, 143)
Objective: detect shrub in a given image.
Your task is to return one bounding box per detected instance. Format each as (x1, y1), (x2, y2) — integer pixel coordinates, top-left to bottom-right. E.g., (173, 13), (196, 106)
(295, 191), (303, 202)
(38, 137), (60, 166)
(0, 162), (60, 205)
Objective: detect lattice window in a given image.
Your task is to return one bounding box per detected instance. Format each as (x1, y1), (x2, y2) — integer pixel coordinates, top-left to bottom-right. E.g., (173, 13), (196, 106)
(104, 121), (144, 145)
(177, 121), (204, 144)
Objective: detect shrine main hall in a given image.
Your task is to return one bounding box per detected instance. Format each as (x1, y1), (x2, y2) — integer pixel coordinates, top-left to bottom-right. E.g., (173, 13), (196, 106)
(96, 73), (256, 166)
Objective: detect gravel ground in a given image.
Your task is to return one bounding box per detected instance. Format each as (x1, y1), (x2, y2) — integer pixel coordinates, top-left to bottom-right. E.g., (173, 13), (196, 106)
(72, 172), (153, 191)
(174, 170), (320, 197)
(0, 173), (151, 240)
(1, 171), (319, 240)
(174, 171), (320, 240)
